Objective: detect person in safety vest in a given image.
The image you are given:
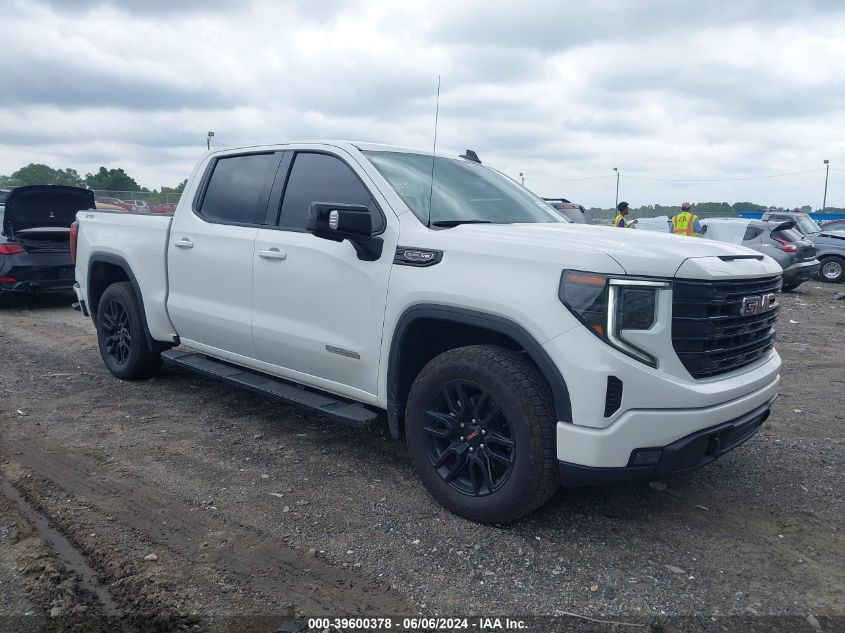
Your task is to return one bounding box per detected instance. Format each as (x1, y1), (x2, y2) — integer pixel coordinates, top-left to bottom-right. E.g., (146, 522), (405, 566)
(613, 201), (637, 228)
(672, 202), (703, 236)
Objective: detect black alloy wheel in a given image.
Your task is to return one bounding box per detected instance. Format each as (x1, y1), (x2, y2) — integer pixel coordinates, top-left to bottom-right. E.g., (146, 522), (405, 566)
(101, 298), (132, 365)
(95, 281), (166, 379)
(405, 345), (559, 523)
(424, 380), (515, 497)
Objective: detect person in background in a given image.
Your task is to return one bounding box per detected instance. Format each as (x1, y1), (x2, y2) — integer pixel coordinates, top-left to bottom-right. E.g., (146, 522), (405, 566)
(671, 202), (703, 236)
(613, 201), (638, 228)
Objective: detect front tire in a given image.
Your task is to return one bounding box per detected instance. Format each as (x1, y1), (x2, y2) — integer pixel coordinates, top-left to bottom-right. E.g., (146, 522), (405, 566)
(405, 345), (559, 523)
(96, 282), (161, 379)
(819, 256), (845, 284)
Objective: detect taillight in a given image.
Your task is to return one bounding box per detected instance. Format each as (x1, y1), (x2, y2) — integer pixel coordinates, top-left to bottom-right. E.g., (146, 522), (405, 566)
(773, 237), (797, 253)
(69, 220), (79, 263)
(0, 243), (24, 255)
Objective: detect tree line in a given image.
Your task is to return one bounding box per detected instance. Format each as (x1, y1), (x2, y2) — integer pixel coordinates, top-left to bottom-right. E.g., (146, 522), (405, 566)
(0, 163), (186, 199)
(2, 162), (841, 215)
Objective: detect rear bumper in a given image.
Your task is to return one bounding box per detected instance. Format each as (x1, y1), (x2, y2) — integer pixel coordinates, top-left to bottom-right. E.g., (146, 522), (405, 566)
(559, 397), (774, 486)
(0, 250), (75, 294)
(0, 278), (76, 293)
(782, 259), (820, 285)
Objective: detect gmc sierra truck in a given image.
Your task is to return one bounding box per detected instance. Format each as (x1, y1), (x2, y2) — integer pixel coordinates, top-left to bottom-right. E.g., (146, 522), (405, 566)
(72, 142), (782, 523)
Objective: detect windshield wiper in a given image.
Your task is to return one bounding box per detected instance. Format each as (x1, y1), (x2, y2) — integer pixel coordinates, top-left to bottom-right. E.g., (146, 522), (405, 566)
(431, 220), (494, 227)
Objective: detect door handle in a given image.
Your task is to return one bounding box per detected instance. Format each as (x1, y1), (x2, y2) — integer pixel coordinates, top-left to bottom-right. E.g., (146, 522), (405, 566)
(173, 238), (194, 249)
(259, 249), (287, 261)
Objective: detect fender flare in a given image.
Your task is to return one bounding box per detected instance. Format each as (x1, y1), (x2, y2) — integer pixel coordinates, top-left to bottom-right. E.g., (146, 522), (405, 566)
(87, 252), (155, 349)
(386, 304), (572, 438)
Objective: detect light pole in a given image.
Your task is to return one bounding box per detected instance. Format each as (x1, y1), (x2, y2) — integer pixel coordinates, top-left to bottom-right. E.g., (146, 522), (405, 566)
(207, 131), (215, 151)
(822, 159), (830, 212)
(613, 167), (619, 207)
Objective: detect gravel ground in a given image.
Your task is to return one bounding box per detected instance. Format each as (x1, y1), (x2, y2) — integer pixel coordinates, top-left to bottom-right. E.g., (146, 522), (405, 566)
(0, 284), (843, 632)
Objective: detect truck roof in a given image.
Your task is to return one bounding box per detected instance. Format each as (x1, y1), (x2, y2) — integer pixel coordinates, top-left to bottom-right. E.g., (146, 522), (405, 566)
(208, 140), (432, 156)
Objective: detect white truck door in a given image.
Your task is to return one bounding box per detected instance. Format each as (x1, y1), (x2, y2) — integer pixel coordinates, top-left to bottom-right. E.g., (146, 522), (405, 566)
(167, 151), (282, 358)
(252, 150), (397, 398)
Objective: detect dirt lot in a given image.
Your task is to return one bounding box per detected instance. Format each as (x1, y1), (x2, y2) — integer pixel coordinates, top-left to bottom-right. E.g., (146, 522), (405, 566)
(1, 285), (843, 632)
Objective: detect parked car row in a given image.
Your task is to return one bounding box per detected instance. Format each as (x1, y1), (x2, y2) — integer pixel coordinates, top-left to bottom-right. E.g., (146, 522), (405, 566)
(760, 211), (845, 283)
(94, 196), (177, 214)
(701, 218), (819, 291)
(561, 200), (843, 291)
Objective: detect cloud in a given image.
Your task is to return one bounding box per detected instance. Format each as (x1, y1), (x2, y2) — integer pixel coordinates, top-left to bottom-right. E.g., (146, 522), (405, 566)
(1, 0), (844, 207)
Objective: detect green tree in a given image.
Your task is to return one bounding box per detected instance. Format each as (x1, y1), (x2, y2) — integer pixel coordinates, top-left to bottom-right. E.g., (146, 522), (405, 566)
(9, 163), (84, 187)
(84, 166), (141, 192)
(160, 178), (187, 194)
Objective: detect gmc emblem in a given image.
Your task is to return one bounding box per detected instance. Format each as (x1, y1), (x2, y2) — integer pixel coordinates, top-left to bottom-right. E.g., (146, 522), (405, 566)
(740, 292), (778, 317)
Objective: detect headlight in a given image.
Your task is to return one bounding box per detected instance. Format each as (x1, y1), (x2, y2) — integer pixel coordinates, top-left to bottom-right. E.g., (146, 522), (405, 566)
(558, 271), (669, 367)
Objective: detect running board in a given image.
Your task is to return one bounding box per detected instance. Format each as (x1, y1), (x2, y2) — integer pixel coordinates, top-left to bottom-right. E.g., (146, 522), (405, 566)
(161, 349), (379, 427)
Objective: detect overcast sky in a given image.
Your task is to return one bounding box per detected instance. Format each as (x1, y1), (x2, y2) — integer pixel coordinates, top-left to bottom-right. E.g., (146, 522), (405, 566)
(2, 0), (844, 208)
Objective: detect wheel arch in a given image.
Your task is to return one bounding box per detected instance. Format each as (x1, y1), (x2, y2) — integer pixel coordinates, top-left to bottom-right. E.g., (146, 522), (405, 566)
(87, 252), (155, 349)
(386, 304), (572, 439)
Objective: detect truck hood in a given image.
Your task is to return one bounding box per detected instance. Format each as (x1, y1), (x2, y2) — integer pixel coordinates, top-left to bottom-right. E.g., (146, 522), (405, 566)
(440, 222), (782, 279)
(3, 185), (95, 237)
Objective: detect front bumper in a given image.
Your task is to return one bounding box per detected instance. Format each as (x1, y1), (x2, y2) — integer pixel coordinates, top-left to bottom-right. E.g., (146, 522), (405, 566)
(558, 397), (774, 486)
(554, 370), (779, 468)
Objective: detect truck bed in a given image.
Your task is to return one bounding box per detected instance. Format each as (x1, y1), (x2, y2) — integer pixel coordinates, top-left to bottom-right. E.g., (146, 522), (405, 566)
(74, 209), (176, 341)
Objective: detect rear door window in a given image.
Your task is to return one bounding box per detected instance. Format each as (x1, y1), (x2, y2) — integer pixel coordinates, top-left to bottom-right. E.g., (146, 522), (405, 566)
(198, 153), (280, 225)
(278, 152), (383, 232)
(771, 227), (804, 243)
(743, 226), (764, 242)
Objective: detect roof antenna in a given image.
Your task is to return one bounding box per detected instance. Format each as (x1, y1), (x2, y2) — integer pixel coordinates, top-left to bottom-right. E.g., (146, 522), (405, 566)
(427, 75), (441, 228)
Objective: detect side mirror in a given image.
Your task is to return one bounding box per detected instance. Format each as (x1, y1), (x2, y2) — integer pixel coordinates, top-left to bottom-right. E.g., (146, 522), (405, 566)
(306, 202), (383, 261)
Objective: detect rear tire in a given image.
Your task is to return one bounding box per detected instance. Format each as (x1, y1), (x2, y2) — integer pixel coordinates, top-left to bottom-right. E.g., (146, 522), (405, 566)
(819, 256), (845, 283)
(96, 282), (162, 379)
(405, 345), (559, 523)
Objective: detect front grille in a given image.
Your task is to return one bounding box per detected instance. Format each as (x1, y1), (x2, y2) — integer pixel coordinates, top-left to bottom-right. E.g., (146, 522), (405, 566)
(672, 276), (781, 379)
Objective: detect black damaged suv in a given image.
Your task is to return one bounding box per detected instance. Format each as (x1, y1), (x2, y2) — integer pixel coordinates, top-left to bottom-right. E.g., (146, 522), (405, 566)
(0, 185), (95, 295)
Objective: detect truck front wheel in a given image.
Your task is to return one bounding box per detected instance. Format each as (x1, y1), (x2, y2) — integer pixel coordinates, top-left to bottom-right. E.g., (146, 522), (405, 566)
(405, 345), (559, 523)
(95, 281), (161, 380)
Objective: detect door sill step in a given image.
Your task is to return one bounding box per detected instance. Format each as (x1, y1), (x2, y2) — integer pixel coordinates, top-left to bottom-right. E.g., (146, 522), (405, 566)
(161, 349), (379, 427)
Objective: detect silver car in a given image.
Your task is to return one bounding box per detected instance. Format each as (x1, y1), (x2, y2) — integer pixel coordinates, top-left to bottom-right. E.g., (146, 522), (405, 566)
(703, 218), (820, 291)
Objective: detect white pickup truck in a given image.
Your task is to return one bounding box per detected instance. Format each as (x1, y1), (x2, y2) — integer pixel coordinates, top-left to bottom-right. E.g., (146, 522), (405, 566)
(72, 142), (782, 522)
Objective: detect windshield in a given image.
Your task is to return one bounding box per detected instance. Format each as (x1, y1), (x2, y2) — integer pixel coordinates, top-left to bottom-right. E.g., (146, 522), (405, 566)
(363, 151), (563, 225)
(791, 215), (821, 235)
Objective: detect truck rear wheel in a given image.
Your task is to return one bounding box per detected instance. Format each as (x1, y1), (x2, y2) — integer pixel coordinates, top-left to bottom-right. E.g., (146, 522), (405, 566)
(95, 281), (161, 379)
(405, 345), (559, 523)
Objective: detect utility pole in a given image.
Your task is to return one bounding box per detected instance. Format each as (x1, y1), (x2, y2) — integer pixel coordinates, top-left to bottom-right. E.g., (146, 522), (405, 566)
(613, 167), (619, 207)
(519, 172), (524, 186)
(822, 159), (830, 212)
(207, 131), (215, 151)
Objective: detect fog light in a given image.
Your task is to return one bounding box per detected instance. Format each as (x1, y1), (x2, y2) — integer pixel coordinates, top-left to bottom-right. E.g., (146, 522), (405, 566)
(631, 449), (662, 466)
